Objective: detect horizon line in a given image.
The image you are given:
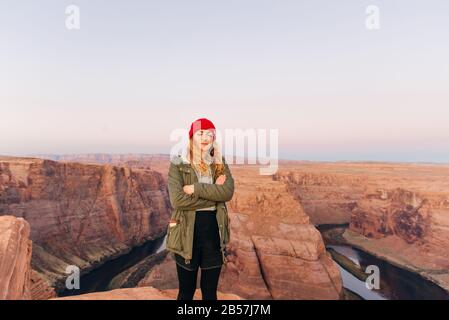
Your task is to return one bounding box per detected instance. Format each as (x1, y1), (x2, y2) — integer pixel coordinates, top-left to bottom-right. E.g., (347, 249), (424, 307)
(1, 152), (449, 166)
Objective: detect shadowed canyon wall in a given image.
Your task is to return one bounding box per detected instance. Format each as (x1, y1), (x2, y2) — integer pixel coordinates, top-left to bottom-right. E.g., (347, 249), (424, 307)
(27, 155), (344, 299)
(0, 156), (171, 294)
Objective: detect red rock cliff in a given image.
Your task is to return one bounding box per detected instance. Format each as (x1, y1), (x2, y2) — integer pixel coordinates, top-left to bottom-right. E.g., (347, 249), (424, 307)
(0, 216), (32, 299)
(275, 161), (449, 291)
(137, 164), (343, 300)
(0, 157), (171, 290)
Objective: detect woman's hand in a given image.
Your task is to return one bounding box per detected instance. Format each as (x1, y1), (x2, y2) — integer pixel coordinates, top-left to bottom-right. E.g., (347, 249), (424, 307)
(183, 184), (194, 195)
(216, 175), (226, 185)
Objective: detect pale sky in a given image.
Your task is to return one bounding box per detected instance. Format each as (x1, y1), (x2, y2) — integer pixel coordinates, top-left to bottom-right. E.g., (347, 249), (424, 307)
(1, 0), (448, 162)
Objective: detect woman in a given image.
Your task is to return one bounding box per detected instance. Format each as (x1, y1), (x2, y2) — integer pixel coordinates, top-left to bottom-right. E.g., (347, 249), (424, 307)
(166, 118), (234, 300)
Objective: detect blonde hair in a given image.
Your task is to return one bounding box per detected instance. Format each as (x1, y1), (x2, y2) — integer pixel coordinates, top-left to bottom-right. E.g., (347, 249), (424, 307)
(188, 138), (225, 179)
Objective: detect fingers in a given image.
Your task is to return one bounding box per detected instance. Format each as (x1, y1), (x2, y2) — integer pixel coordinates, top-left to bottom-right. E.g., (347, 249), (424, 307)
(216, 175), (226, 185)
(183, 185), (194, 194)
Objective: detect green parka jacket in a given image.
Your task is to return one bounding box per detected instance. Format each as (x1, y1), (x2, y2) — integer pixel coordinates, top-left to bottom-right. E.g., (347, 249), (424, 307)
(165, 154), (234, 266)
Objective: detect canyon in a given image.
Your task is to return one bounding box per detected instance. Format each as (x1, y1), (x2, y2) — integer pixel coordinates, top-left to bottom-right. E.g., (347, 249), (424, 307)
(1, 154), (448, 299)
(112, 164), (342, 300)
(274, 161), (449, 292)
(0, 156), (171, 298)
(0, 215), (240, 300)
(0, 155), (342, 299)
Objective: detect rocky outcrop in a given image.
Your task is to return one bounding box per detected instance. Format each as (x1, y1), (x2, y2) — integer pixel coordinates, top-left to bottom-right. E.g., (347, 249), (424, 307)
(0, 216), (32, 300)
(1, 155), (344, 299)
(134, 214), (342, 300)
(274, 162), (449, 246)
(29, 270), (57, 300)
(349, 187), (434, 243)
(226, 166), (342, 299)
(218, 212), (342, 299)
(129, 165), (343, 300)
(0, 157), (171, 290)
(108, 250), (172, 290)
(0, 215), (238, 301)
(274, 161), (449, 292)
(35, 155), (343, 299)
(29, 154), (171, 177)
(274, 166), (365, 225)
(345, 184), (449, 291)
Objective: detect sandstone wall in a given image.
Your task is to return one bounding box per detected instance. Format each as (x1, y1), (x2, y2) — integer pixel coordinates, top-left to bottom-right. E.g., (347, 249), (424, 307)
(274, 162), (449, 289)
(0, 157), (171, 289)
(137, 165), (343, 299)
(0, 216), (32, 299)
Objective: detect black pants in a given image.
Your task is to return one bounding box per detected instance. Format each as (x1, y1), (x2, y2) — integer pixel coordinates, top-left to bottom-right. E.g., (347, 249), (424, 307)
(176, 210), (223, 300)
(175, 210), (223, 270)
(176, 263), (222, 300)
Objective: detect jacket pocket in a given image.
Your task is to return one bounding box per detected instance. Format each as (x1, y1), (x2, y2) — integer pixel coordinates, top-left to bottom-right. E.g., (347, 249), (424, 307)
(167, 224), (183, 251)
(166, 215), (184, 252)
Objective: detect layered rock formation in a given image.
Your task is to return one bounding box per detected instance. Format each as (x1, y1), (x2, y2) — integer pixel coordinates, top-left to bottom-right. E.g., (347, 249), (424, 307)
(35, 154), (344, 299)
(0, 156), (171, 291)
(221, 166), (341, 299)
(0, 216), (32, 300)
(1, 154), (345, 299)
(275, 161), (449, 291)
(218, 212), (342, 299)
(0, 215), (239, 300)
(5, 153), (447, 297)
(29, 270), (57, 300)
(273, 163), (366, 225)
(121, 164), (343, 300)
(30, 154), (171, 177)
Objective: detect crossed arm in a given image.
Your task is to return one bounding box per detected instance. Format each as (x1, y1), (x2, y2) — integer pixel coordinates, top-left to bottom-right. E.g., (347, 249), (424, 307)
(168, 162), (218, 211)
(167, 159), (235, 211)
(192, 161), (234, 202)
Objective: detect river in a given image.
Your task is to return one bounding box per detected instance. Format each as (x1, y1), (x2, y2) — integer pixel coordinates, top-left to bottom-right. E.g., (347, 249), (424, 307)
(58, 235), (167, 297)
(317, 225), (449, 300)
(58, 224), (449, 299)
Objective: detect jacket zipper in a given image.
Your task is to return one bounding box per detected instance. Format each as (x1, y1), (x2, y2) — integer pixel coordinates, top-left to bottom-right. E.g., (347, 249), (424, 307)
(185, 226), (191, 264)
(182, 168), (193, 264)
(218, 220), (228, 263)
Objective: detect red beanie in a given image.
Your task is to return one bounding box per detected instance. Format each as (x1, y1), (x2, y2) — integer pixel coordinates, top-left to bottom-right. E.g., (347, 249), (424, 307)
(188, 118), (216, 139)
